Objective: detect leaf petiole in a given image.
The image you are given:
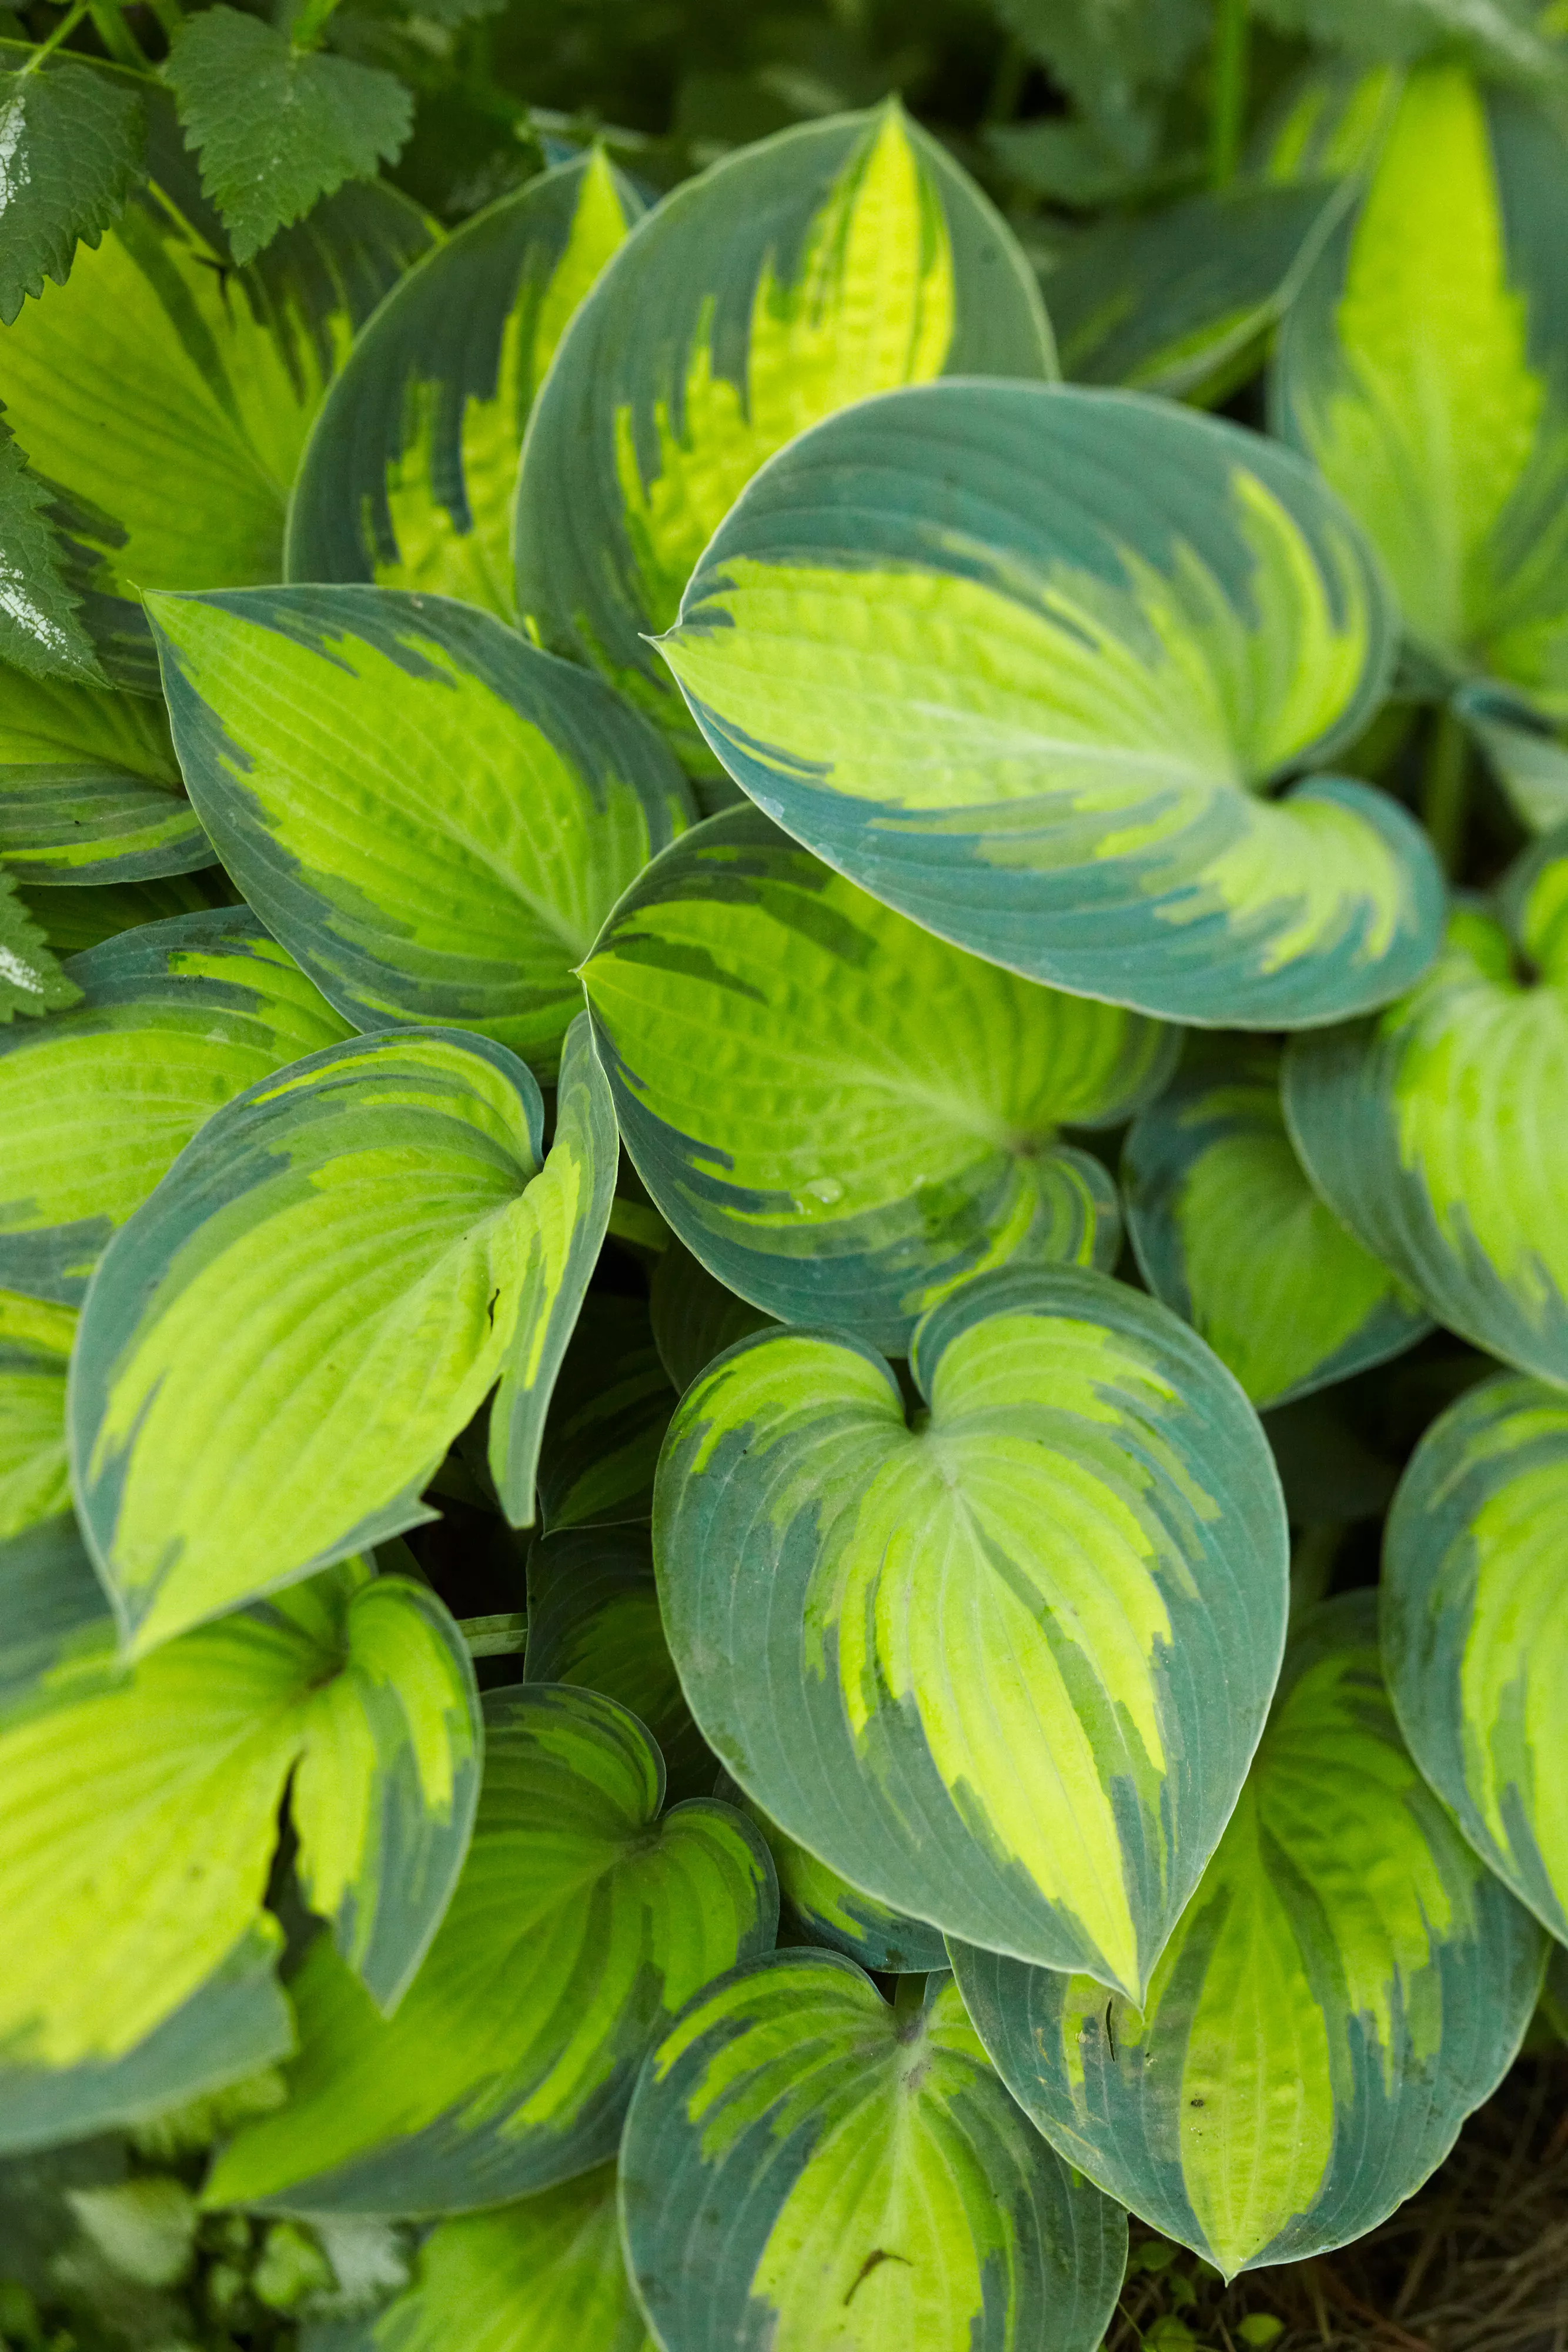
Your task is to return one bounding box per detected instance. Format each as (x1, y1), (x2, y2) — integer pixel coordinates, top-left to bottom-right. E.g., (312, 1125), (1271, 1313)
(19, 0), (89, 74)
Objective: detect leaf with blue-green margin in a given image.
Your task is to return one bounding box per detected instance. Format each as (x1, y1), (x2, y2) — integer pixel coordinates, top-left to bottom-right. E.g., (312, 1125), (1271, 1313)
(148, 585), (692, 1077)
(619, 1950), (1128, 2352)
(1282, 826), (1568, 1384)
(950, 1592), (1547, 2280)
(0, 1509), (109, 1710)
(0, 1289), (74, 1540)
(206, 1681), (777, 2217)
(658, 380), (1443, 1029)
(1123, 1040), (1430, 1411)
(513, 102), (1055, 770)
(299, 2165), (652, 2352)
(1383, 1372), (1568, 1946)
(648, 1237), (774, 1396)
(0, 1555), (480, 2156)
(0, 172), (432, 681)
(654, 1262), (1289, 1997)
(1454, 678), (1568, 834)
(526, 1524), (712, 1805)
(17, 870), (237, 960)
(70, 1017), (613, 1654)
(713, 1772), (948, 1975)
(0, 666), (211, 887)
(535, 1295), (674, 1531)
(0, 906), (352, 1307)
(1252, 58), (1402, 185)
(1273, 66), (1568, 721)
(287, 152), (640, 621)
(0, 863), (81, 1026)
(584, 807), (1162, 1352)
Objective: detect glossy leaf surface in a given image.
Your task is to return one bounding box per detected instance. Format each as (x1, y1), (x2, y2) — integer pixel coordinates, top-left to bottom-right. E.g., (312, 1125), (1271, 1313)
(0, 907), (352, 1305)
(534, 1293), (674, 1532)
(207, 1683), (776, 2216)
(585, 808), (1163, 1350)
(289, 153), (638, 618)
(714, 1775), (948, 1976)
(0, 669), (209, 886)
(0, 59), (142, 326)
(659, 381), (1440, 1028)
(514, 104), (1054, 763)
(1385, 1374), (1568, 1945)
(620, 1953), (1128, 2352)
(0, 1290), (73, 1541)
(1124, 1040), (1429, 1409)
(952, 1595), (1545, 2277)
(654, 1265), (1289, 1997)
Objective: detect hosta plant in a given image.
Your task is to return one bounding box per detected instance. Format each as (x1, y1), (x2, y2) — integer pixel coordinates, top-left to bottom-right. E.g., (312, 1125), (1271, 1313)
(1, 12), (1566, 2351)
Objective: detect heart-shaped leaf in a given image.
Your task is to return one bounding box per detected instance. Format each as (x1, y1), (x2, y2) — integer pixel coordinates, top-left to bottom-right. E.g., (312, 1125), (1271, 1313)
(951, 1594), (1546, 2278)
(714, 1773), (948, 1976)
(149, 584), (691, 1077)
(1385, 1372), (1568, 1947)
(585, 807), (1164, 1351)
(0, 669), (209, 886)
(514, 103), (1054, 769)
(0, 1291), (73, 1541)
(1283, 827), (1568, 1382)
(206, 1682), (777, 2216)
(70, 1016), (615, 1655)
(0, 1555), (479, 2156)
(619, 1954), (1128, 2352)
(534, 1294), (674, 1532)
(287, 152), (639, 619)
(658, 380), (1442, 1027)
(654, 1264), (1289, 1996)
(649, 1238), (773, 1395)
(0, 907), (352, 1305)
(1123, 1040), (1430, 1409)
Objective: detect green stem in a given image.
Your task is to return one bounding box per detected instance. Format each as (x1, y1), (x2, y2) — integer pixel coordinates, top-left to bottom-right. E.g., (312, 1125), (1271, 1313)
(289, 0), (341, 51)
(85, 0), (145, 65)
(1422, 700), (1469, 878)
(984, 34), (1028, 128)
(20, 0), (89, 70)
(892, 1972), (927, 2029)
(1209, 0), (1250, 189)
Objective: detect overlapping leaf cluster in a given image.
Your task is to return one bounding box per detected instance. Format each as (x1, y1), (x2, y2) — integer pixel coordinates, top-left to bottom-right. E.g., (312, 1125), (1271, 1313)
(1, 24), (1567, 2352)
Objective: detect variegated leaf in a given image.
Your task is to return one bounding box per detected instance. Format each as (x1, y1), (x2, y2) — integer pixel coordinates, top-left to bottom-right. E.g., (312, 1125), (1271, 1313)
(648, 1238), (773, 1396)
(713, 1773), (948, 1976)
(0, 669), (211, 886)
(653, 1264), (1289, 1997)
(15, 871), (235, 960)
(951, 1594), (1546, 2277)
(534, 1294), (674, 1532)
(0, 1289), (73, 1540)
(206, 1683), (776, 2216)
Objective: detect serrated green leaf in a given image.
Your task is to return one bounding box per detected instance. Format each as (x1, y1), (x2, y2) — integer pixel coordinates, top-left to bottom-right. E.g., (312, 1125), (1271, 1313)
(165, 8), (412, 268)
(0, 906), (351, 1304)
(0, 859), (81, 1024)
(1385, 1372), (1568, 1946)
(287, 151), (639, 620)
(657, 382), (1443, 1029)
(0, 1287), (73, 1540)
(1124, 1040), (1430, 1409)
(714, 1773), (949, 1975)
(70, 1016), (614, 1654)
(1283, 826), (1568, 1384)
(0, 664), (211, 886)
(654, 1264), (1289, 1997)
(0, 423), (101, 686)
(514, 103), (1055, 770)
(648, 1237), (773, 1396)
(584, 807), (1164, 1351)
(206, 1682), (777, 2216)
(534, 1295), (674, 1531)
(620, 1953), (1128, 2352)
(0, 61), (143, 326)
(148, 584), (690, 1076)
(952, 1594), (1546, 2278)
(0, 1556), (479, 2154)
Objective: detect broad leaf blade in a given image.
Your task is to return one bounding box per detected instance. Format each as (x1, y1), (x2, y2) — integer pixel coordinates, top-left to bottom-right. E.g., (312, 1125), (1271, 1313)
(658, 382), (1442, 1028)
(619, 1953), (1128, 2352)
(654, 1264), (1289, 1997)
(0, 1288), (73, 1540)
(0, 667), (209, 886)
(648, 1237), (773, 1396)
(0, 864), (80, 1025)
(952, 1595), (1546, 2276)
(0, 61), (143, 325)
(17, 870), (234, 958)
(287, 152), (640, 619)
(713, 1773), (949, 1975)
(0, 422), (101, 683)
(534, 1295), (674, 1532)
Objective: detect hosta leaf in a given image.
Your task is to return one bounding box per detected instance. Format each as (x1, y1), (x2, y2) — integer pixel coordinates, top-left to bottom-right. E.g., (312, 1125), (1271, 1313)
(654, 1264), (1289, 1997)
(207, 1683), (777, 2216)
(0, 1288), (72, 1540)
(1455, 677), (1568, 834)
(0, 667), (209, 886)
(0, 907), (351, 1305)
(71, 1017), (614, 1654)
(659, 382), (1442, 1028)
(164, 8), (412, 268)
(1283, 828), (1568, 1383)
(525, 1525), (712, 1802)
(1255, 0), (1565, 82)
(149, 585), (691, 1075)
(648, 1237), (773, 1396)
(0, 421), (101, 684)
(714, 1774), (948, 1975)
(0, 59), (143, 326)
(951, 1594), (1546, 2278)
(534, 1295), (674, 1531)
(0, 863), (79, 1025)
(1253, 59), (1402, 185)
(1384, 1373), (1568, 1945)
(1123, 1041), (1430, 1409)
(287, 152), (639, 620)
(514, 103), (1055, 769)
(18, 870), (234, 958)
(0, 1557), (480, 2154)
(298, 2167), (651, 2352)
(584, 807), (1164, 1351)
(0, 1509), (111, 1710)
(619, 1953), (1128, 2352)
(1273, 66), (1568, 715)
(0, 173), (432, 676)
